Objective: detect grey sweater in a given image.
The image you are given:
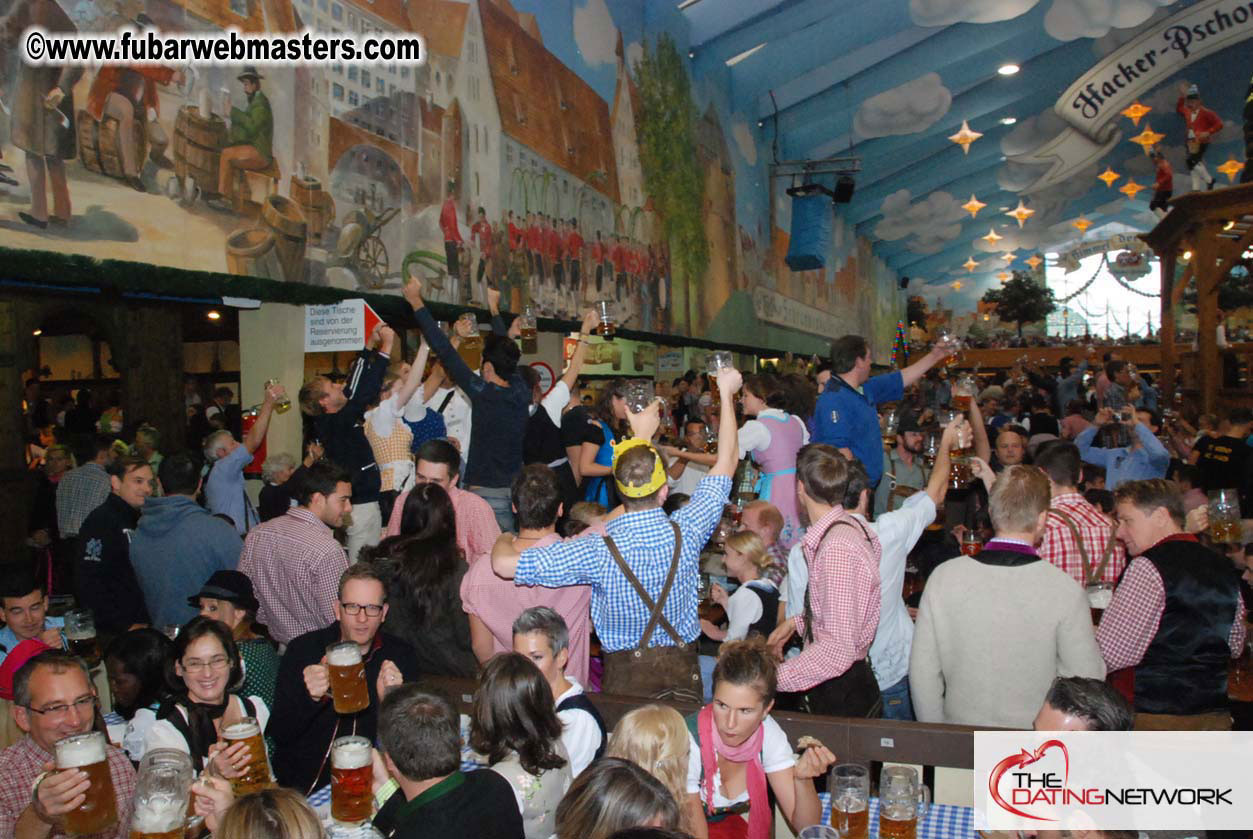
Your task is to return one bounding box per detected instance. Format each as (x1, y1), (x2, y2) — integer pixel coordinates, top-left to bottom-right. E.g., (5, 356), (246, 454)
(909, 552), (1105, 729)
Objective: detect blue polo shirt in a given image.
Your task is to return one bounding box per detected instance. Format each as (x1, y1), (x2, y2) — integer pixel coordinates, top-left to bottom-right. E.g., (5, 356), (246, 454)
(812, 371), (903, 486)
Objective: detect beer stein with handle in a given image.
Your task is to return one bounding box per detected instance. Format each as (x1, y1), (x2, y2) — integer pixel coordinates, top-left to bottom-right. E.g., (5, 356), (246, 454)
(132, 749), (193, 839)
(221, 716), (274, 796)
(829, 763), (869, 839)
(331, 736), (374, 824)
(879, 765), (930, 839)
(56, 731), (118, 836)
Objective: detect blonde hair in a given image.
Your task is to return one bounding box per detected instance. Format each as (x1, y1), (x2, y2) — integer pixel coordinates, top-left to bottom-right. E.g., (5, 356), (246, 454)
(215, 788), (323, 839)
(723, 531), (771, 570)
(606, 705), (691, 831)
(988, 464), (1052, 534)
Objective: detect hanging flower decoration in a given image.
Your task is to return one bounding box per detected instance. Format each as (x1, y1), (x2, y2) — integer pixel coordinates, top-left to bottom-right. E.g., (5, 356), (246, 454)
(962, 194), (987, 218)
(949, 120), (983, 155)
(1120, 101), (1151, 126)
(1006, 201), (1034, 228)
(1097, 167), (1121, 188)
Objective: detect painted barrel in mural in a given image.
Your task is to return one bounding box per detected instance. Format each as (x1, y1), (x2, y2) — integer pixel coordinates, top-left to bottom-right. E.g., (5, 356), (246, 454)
(76, 110), (146, 179)
(225, 227), (283, 281)
(173, 106), (227, 193)
(290, 175), (335, 242)
(261, 195), (308, 283)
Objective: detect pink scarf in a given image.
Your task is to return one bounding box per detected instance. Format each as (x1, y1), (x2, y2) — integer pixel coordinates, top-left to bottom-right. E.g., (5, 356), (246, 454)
(698, 703), (770, 839)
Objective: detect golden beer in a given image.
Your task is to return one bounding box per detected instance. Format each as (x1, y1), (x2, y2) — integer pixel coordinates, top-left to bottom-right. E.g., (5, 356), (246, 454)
(327, 642), (370, 715)
(882, 433), (897, 449)
(67, 634), (102, 667)
(948, 446), (973, 489)
(331, 736), (374, 824)
(1210, 517), (1242, 545)
(222, 717), (274, 796)
(56, 732), (118, 836)
(831, 797), (868, 839)
(951, 393), (971, 412)
(520, 326), (538, 354)
(130, 830), (181, 839)
(878, 811), (918, 839)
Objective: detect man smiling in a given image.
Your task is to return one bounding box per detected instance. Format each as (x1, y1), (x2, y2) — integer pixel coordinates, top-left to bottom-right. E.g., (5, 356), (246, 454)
(1, 570), (64, 666)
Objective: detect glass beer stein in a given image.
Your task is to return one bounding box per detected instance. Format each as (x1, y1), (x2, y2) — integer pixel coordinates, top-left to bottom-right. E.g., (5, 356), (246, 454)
(221, 716), (274, 796)
(1208, 489), (1243, 546)
(131, 749), (193, 839)
(327, 642), (370, 715)
(63, 609), (101, 667)
(595, 300), (615, 341)
(829, 763), (869, 839)
(879, 765), (930, 839)
(56, 732), (118, 836)
(331, 736), (374, 824)
(706, 351), (732, 412)
(265, 378), (291, 414)
(519, 306), (538, 354)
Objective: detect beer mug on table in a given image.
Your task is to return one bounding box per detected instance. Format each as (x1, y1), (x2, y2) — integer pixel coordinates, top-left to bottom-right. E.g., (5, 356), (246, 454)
(829, 763), (869, 839)
(131, 749), (193, 839)
(1208, 489), (1242, 546)
(56, 731), (118, 836)
(331, 735), (374, 824)
(327, 641), (370, 715)
(265, 378), (291, 414)
(595, 300), (615, 341)
(221, 716), (274, 796)
(519, 306), (538, 354)
(63, 609), (101, 667)
(879, 765), (930, 839)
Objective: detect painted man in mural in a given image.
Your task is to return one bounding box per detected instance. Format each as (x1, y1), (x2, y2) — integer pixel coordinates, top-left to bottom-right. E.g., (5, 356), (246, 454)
(85, 62), (183, 191)
(1, 0), (82, 228)
(1148, 149), (1173, 219)
(1176, 83), (1222, 192)
(439, 181), (462, 301)
(215, 67), (273, 203)
(565, 217), (583, 313)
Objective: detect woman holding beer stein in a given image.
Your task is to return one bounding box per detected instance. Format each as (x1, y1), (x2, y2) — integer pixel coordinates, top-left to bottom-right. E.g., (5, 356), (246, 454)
(685, 639), (835, 839)
(470, 652), (572, 839)
(141, 617), (272, 791)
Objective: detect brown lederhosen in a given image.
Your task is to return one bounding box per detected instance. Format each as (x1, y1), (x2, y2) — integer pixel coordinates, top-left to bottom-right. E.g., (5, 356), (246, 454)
(601, 521), (703, 703)
(1052, 509), (1117, 585)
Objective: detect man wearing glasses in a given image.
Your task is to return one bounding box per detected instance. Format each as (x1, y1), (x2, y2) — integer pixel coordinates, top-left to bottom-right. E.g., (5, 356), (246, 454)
(0, 649), (136, 838)
(268, 564), (420, 795)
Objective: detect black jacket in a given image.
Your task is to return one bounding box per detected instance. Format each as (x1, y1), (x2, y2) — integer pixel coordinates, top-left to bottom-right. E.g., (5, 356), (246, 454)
(313, 351), (387, 505)
(267, 623), (420, 793)
(74, 493), (149, 635)
(373, 770), (524, 839)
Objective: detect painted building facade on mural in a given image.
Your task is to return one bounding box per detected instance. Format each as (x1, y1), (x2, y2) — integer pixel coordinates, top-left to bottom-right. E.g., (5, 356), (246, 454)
(0, 0), (904, 355)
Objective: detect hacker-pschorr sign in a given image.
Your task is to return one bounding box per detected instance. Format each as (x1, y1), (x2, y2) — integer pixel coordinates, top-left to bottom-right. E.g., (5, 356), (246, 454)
(1010, 0), (1253, 193)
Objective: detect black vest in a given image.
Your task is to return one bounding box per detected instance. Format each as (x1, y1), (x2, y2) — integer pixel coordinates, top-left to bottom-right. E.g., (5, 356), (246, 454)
(744, 581), (781, 640)
(1133, 539), (1240, 715)
(556, 691), (607, 762)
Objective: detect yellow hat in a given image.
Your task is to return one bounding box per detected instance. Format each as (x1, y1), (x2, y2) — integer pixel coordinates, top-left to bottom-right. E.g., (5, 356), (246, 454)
(611, 437), (667, 499)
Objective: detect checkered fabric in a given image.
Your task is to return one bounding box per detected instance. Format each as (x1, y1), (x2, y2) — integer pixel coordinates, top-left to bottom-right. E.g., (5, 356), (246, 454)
(1039, 492), (1126, 585)
(819, 793), (974, 839)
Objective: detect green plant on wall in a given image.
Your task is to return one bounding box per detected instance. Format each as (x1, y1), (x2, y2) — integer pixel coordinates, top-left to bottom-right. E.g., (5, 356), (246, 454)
(634, 33), (708, 336)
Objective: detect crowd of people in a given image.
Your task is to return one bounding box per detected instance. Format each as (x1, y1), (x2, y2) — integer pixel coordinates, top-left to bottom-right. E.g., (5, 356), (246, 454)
(6, 275), (1252, 838)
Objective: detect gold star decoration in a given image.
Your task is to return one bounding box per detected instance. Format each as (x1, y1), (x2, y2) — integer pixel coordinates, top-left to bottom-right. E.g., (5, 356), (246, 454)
(961, 194), (987, 218)
(1006, 200), (1035, 228)
(1002, 251), (1017, 263)
(1097, 167), (1121, 188)
(1120, 101), (1151, 126)
(981, 228), (1003, 245)
(1217, 158), (1244, 182)
(1072, 216), (1093, 233)
(1130, 124), (1165, 155)
(997, 271), (1011, 282)
(963, 256), (980, 272)
(952, 280), (964, 290)
(1026, 254), (1043, 270)
(1119, 179), (1145, 199)
(949, 120), (983, 155)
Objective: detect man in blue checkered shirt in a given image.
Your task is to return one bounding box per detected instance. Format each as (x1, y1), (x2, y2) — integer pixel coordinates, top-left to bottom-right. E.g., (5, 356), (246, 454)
(493, 367), (744, 702)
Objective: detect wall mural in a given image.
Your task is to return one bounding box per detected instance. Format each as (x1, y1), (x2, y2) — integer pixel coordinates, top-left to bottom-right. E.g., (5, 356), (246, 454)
(0, 0), (902, 356)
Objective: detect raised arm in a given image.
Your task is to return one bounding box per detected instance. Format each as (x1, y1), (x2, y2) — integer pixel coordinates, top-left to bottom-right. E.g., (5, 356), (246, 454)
(969, 397), (991, 464)
(711, 368), (743, 477)
(243, 383), (283, 453)
(900, 343), (949, 389)
(924, 420), (962, 507)
(403, 277), (483, 395)
(392, 338), (430, 409)
(560, 310), (599, 392)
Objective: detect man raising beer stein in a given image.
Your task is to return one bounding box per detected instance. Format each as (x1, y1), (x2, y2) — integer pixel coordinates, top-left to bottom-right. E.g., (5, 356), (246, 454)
(268, 565), (420, 794)
(0, 648), (137, 838)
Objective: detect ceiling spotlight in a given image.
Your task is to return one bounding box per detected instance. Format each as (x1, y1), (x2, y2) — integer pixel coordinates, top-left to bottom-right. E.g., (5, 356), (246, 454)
(1181, 250), (1193, 261)
(207, 310), (222, 321)
(688, 49), (695, 59)
(998, 63), (1020, 76)
(32, 328), (42, 336)
(757, 120), (764, 128)
(1000, 116), (1017, 125)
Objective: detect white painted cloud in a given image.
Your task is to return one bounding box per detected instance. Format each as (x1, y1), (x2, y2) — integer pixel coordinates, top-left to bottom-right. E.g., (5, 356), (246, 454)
(874, 189), (967, 255)
(854, 74), (952, 139)
(1001, 110), (1068, 157)
(999, 159), (1054, 192)
(1092, 8), (1169, 56)
(573, 0), (618, 67)
(1045, 0), (1173, 41)
(625, 41), (643, 71)
(731, 119), (758, 166)
(910, 0), (1038, 26)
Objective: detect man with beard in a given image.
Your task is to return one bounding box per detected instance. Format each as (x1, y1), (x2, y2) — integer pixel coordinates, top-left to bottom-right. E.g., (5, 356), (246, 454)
(215, 67), (273, 202)
(875, 413), (929, 516)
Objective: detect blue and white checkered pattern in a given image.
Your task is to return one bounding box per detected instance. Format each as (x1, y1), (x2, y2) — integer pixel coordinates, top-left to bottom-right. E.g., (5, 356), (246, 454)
(819, 793), (975, 839)
(515, 475), (731, 653)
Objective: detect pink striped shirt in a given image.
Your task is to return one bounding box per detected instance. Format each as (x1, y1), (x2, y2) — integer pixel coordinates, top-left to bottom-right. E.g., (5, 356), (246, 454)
(386, 484), (501, 564)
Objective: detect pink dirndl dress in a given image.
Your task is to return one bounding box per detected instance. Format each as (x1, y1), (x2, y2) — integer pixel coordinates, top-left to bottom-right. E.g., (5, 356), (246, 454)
(750, 413), (806, 550)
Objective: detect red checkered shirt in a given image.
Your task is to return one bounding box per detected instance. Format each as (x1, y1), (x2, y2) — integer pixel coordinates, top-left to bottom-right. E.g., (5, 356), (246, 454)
(778, 506), (881, 693)
(1096, 541), (1248, 672)
(0, 735), (136, 838)
(238, 507), (350, 645)
(1039, 492), (1127, 585)
(386, 484), (502, 564)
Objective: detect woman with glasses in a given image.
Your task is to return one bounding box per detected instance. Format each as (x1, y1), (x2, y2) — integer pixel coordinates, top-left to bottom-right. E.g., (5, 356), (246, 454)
(140, 616), (269, 775)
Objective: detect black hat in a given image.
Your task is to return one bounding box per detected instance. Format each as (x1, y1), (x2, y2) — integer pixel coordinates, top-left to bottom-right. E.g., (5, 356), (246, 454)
(188, 570), (259, 611)
(898, 413), (922, 434)
(237, 66), (264, 82)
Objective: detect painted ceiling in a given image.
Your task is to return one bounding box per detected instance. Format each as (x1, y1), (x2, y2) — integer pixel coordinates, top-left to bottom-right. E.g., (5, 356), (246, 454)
(679, 0), (1251, 310)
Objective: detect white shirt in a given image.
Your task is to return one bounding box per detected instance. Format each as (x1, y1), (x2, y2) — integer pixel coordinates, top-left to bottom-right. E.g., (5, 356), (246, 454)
(554, 679), (602, 778)
(725, 580), (776, 641)
(738, 409), (809, 461)
(855, 492), (936, 690)
(781, 543), (807, 618)
(539, 381), (570, 429)
(415, 386), (472, 462)
(139, 694), (270, 764)
(668, 459), (710, 497)
(685, 715), (795, 808)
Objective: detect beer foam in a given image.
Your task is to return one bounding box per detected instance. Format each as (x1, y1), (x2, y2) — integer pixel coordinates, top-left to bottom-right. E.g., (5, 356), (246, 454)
(132, 796), (184, 833)
(332, 738), (372, 770)
(55, 733), (106, 768)
(834, 792), (867, 812)
(1088, 588), (1113, 609)
(326, 644), (363, 667)
(223, 720), (260, 740)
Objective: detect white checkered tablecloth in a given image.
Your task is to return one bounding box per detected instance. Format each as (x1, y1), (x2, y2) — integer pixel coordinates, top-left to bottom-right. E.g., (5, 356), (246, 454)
(819, 793), (975, 839)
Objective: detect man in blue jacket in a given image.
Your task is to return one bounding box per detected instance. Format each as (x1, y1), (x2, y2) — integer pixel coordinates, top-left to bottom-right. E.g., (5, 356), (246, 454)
(813, 334), (949, 488)
(130, 452), (242, 628)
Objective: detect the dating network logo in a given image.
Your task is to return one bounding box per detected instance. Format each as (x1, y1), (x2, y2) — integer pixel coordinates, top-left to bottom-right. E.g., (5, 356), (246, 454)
(989, 739), (1072, 822)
